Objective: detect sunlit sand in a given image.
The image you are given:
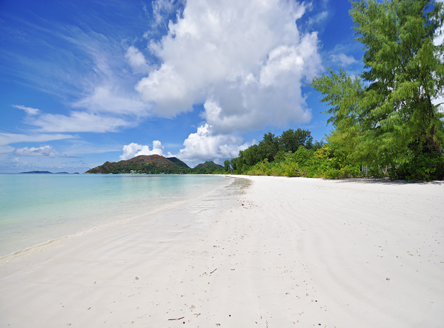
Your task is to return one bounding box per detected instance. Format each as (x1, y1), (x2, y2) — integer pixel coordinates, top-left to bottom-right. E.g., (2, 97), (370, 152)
(0, 177), (443, 327)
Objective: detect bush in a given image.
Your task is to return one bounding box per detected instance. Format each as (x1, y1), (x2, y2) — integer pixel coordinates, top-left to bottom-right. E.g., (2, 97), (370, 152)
(390, 152), (444, 181)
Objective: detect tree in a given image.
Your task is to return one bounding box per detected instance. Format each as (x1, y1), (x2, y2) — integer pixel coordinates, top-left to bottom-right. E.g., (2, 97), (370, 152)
(240, 145), (260, 166)
(224, 160), (231, 172)
(258, 132), (280, 162)
(312, 0), (444, 171)
(230, 157), (238, 171)
(279, 128), (314, 152)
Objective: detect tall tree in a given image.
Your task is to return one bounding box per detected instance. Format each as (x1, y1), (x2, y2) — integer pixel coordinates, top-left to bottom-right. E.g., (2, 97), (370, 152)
(279, 128), (314, 152)
(224, 160), (231, 171)
(312, 0), (444, 168)
(258, 132), (280, 162)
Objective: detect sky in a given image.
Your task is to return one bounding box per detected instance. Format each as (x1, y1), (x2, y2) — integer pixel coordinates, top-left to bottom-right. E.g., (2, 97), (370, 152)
(0, 0), (438, 172)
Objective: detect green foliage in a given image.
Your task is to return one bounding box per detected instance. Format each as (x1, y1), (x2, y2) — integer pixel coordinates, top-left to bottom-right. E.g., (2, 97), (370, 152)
(223, 160), (231, 172)
(86, 156), (225, 175)
(309, 0), (444, 180)
(247, 157), (303, 177)
(389, 152), (444, 181)
(243, 145), (362, 179)
(279, 129), (313, 152)
(191, 161), (224, 174)
(233, 128), (318, 173)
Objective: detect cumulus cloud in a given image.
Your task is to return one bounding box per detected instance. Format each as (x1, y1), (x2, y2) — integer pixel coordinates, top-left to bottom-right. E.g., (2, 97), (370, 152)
(14, 145), (56, 157)
(177, 124), (253, 164)
(137, 0), (321, 132)
(331, 53), (357, 66)
(120, 141), (164, 160)
(152, 0), (182, 25)
(125, 46), (151, 74)
(12, 105), (41, 115)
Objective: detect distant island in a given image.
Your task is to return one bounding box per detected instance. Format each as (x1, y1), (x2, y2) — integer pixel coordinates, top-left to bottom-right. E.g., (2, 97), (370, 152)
(21, 171), (71, 174)
(85, 155), (223, 174)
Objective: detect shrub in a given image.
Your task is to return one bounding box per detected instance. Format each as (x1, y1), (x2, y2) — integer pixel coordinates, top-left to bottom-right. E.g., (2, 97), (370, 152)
(390, 152), (444, 181)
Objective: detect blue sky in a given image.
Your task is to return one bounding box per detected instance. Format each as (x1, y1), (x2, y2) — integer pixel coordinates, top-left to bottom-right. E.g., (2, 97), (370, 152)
(0, 0), (367, 172)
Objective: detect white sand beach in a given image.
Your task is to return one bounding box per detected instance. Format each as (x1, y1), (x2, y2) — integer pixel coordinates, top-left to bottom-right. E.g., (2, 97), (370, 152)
(0, 176), (443, 327)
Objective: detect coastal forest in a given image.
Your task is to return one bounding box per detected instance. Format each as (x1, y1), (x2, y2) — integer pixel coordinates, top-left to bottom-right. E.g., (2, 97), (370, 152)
(225, 0), (444, 181)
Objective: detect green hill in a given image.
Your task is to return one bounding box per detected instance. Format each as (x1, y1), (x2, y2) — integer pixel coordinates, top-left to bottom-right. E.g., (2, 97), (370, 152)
(85, 155), (190, 174)
(192, 161), (223, 174)
(167, 157), (189, 169)
(85, 156), (226, 175)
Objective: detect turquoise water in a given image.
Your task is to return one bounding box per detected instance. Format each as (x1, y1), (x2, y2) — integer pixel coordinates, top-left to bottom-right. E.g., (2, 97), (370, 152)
(0, 174), (228, 256)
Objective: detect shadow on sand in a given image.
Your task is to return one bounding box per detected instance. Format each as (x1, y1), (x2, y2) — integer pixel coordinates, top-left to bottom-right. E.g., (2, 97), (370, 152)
(335, 178), (444, 186)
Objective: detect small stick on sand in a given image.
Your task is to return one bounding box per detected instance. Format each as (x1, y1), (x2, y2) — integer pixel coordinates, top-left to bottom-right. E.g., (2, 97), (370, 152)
(168, 317), (184, 321)
(210, 268), (217, 274)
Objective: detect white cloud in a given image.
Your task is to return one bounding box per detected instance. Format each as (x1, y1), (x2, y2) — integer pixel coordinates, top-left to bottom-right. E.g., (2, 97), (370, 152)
(0, 133), (76, 154)
(12, 105), (41, 115)
(136, 64), (194, 116)
(0, 145), (15, 154)
(137, 0), (321, 133)
(308, 11), (328, 25)
(72, 85), (151, 116)
(120, 141), (164, 160)
(14, 145), (56, 157)
(177, 124), (253, 164)
(27, 111), (132, 133)
(331, 53), (357, 66)
(125, 46), (151, 74)
(152, 0), (179, 25)
(64, 32), (152, 119)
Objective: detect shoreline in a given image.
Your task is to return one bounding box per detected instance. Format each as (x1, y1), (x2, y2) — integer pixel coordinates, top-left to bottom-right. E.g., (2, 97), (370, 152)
(0, 175), (239, 265)
(0, 174), (232, 259)
(0, 176), (443, 327)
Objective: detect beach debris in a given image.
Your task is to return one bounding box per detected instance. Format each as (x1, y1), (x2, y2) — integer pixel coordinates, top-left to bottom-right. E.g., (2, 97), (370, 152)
(386, 278), (390, 281)
(87, 307), (91, 310)
(168, 317), (185, 321)
(135, 277), (139, 280)
(216, 324), (221, 326)
(210, 268), (218, 274)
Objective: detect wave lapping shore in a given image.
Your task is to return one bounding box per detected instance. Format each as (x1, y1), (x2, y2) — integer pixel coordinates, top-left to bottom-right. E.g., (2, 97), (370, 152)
(0, 177), (443, 327)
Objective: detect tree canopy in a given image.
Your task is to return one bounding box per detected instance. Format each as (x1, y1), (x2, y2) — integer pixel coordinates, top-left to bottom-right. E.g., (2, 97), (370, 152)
(311, 0), (444, 179)
(226, 128), (319, 172)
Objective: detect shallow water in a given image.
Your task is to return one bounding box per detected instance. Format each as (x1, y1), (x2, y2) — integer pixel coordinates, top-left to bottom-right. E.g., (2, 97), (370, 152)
(0, 174), (228, 256)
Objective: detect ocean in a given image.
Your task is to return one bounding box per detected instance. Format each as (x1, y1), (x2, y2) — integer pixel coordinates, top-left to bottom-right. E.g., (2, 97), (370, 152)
(0, 174), (228, 257)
